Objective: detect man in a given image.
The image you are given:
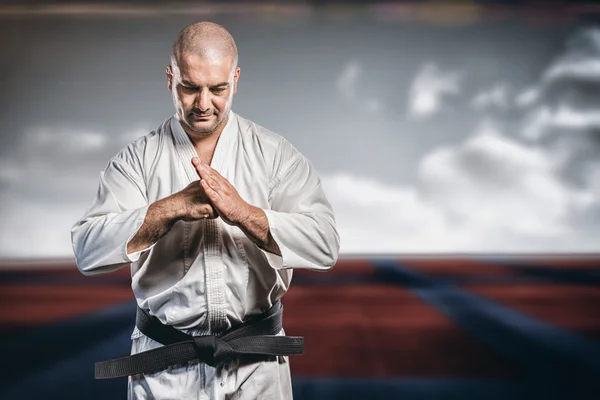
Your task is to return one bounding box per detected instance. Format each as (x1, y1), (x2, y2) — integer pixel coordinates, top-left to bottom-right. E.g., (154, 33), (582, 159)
(71, 21), (339, 399)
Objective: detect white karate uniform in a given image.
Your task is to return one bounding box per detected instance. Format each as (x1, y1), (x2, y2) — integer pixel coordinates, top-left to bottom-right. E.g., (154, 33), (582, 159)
(71, 111), (340, 399)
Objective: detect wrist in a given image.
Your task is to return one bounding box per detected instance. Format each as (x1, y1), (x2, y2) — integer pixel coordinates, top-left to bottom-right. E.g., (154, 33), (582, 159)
(158, 194), (186, 222)
(234, 202), (255, 228)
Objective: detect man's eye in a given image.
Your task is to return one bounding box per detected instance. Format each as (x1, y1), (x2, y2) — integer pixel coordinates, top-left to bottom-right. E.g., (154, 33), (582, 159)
(182, 86), (197, 92)
(213, 88), (225, 93)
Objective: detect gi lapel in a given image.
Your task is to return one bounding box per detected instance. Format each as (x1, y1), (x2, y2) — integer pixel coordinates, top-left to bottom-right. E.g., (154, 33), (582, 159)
(169, 112), (238, 333)
(169, 111), (238, 182)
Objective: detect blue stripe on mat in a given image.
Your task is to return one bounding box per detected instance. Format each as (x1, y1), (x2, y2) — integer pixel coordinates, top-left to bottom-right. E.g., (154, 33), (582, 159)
(293, 378), (527, 400)
(0, 270), (130, 285)
(292, 275), (572, 286)
(0, 328), (132, 400)
(476, 259), (600, 286)
(0, 301), (137, 389)
(372, 260), (600, 396)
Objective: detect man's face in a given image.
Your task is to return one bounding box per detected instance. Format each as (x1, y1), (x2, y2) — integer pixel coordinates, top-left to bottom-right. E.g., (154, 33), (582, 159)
(167, 53), (239, 136)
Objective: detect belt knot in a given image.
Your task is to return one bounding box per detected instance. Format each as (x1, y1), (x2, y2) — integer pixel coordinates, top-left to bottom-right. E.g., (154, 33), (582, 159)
(192, 336), (234, 367)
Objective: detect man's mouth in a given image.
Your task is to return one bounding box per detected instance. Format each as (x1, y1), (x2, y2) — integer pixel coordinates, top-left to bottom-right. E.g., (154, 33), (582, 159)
(192, 113), (212, 119)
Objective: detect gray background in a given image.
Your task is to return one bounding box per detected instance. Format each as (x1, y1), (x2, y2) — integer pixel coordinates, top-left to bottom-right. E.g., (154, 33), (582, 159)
(2, 1), (600, 258)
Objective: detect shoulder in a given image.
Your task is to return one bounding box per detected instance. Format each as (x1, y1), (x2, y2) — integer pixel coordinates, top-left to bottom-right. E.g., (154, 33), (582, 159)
(116, 118), (168, 160)
(235, 113), (304, 164)
(235, 113), (314, 188)
(108, 118), (170, 175)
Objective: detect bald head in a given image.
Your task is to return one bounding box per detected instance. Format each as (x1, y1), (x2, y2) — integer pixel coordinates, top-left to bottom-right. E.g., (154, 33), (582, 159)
(167, 22), (241, 138)
(171, 22), (238, 70)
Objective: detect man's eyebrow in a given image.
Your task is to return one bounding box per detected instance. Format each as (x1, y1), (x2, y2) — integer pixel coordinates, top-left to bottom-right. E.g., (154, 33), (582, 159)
(211, 82), (229, 88)
(180, 81), (229, 88)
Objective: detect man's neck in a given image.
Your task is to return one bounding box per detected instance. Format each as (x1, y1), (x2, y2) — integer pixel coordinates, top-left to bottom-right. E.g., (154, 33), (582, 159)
(183, 117), (229, 165)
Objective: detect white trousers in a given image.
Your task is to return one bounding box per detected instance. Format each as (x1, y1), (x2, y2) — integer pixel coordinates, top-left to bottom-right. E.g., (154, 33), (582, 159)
(127, 330), (294, 400)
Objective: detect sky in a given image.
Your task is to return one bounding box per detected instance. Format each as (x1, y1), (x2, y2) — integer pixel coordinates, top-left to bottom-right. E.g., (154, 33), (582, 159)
(1, 3), (600, 258)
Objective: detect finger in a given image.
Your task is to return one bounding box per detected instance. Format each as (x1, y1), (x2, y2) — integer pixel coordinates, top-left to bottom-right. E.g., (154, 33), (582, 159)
(206, 176), (219, 191)
(192, 157), (214, 180)
(193, 158), (229, 192)
(192, 158), (209, 180)
(209, 170), (231, 190)
(201, 179), (221, 203)
(204, 165), (223, 179)
(203, 166), (232, 192)
(191, 157), (201, 171)
(204, 205), (219, 219)
(194, 161), (224, 181)
(201, 164), (229, 191)
(197, 168), (219, 191)
(191, 158), (201, 178)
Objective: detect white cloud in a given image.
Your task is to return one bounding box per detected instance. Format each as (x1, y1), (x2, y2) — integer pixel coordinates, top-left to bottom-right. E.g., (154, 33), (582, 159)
(0, 125), (154, 258)
(470, 83), (510, 110)
(0, 126), (147, 202)
(336, 61), (382, 114)
(521, 106), (553, 140)
(522, 104), (600, 141)
(544, 58), (600, 83)
(407, 63), (461, 119)
(419, 121), (593, 237)
(15, 125), (151, 158)
(337, 61), (361, 99)
(515, 86), (540, 108)
(322, 174), (459, 253)
(0, 195), (86, 258)
(552, 105), (600, 129)
(322, 119), (597, 254)
(542, 29), (600, 83)
(519, 28), (600, 142)
(25, 127), (108, 153)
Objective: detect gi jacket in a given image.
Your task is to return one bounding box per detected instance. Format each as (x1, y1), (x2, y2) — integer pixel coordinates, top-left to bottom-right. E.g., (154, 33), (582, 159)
(71, 111), (340, 335)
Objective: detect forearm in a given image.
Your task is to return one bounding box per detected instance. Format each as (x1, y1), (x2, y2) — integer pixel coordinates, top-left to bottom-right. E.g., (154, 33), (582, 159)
(72, 206), (155, 275)
(258, 209), (340, 271)
(236, 205), (282, 256)
(127, 195), (183, 254)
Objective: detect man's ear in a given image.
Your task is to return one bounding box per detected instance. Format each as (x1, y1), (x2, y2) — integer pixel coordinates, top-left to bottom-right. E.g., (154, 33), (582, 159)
(166, 65), (173, 91)
(233, 67), (240, 94)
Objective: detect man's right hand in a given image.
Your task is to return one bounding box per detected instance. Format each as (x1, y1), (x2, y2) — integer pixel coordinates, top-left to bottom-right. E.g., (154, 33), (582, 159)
(171, 181), (218, 221)
(127, 181), (216, 255)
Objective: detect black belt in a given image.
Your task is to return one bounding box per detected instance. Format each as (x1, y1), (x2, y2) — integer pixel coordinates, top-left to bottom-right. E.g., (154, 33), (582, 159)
(95, 301), (303, 379)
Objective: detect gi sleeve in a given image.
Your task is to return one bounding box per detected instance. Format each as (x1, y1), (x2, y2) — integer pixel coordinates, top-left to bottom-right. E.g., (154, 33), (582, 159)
(70, 154), (155, 276)
(260, 144), (340, 271)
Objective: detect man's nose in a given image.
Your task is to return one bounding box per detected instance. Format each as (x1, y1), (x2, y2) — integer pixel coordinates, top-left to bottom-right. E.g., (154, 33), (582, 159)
(196, 90), (211, 111)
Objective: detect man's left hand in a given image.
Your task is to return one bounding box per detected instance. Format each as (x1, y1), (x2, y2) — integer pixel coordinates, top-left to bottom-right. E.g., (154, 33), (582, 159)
(192, 157), (251, 226)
